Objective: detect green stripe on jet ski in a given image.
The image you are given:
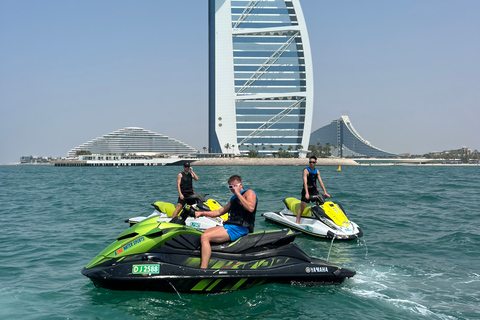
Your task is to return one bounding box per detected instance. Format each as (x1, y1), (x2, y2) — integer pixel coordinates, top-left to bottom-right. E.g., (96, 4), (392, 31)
(191, 279), (213, 291)
(229, 278), (248, 291)
(206, 279), (222, 291)
(212, 260), (227, 269)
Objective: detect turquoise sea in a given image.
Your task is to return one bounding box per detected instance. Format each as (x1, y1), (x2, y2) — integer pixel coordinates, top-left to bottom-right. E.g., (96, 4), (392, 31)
(1, 165), (479, 320)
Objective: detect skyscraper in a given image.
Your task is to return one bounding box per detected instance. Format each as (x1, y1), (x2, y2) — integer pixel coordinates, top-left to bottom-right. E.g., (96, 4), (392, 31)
(208, 0), (313, 155)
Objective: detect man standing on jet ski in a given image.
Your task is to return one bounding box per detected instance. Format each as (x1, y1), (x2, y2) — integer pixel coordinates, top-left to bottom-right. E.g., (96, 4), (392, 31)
(296, 156), (330, 224)
(171, 162), (199, 219)
(195, 175), (257, 269)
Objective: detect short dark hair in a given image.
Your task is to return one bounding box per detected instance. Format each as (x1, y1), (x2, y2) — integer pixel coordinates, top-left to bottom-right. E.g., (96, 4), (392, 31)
(309, 156), (317, 161)
(228, 175), (242, 184)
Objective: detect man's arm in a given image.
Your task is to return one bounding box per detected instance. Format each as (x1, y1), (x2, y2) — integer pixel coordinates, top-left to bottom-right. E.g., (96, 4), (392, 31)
(176, 173), (183, 198)
(190, 167), (199, 181)
(303, 169), (310, 199)
(302, 168), (309, 189)
(317, 173), (330, 197)
(196, 201), (231, 218)
(232, 189), (256, 212)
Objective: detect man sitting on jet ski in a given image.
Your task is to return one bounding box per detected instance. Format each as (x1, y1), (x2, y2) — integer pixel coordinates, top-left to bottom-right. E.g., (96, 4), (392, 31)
(296, 156), (330, 224)
(195, 174), (258, 269)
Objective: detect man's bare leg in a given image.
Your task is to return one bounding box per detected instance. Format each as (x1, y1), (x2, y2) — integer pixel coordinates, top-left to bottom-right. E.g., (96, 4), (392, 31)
(199, 226), (230, 269)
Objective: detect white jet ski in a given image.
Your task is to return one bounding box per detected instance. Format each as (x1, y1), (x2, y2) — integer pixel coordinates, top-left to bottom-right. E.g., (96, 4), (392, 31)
(126, 193), (227, 230)
(262, 195), (363, 240)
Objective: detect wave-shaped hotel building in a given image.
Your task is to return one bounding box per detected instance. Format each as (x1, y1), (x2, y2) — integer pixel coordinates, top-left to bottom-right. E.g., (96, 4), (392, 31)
(209, 0), (314, 155)
(310, 116), (397, 157)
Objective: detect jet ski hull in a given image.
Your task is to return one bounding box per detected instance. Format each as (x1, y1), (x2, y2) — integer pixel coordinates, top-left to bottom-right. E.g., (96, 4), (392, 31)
(81, 253), (355, 293)
(82, 227), (355, 293)
(263, 211), (363, 240)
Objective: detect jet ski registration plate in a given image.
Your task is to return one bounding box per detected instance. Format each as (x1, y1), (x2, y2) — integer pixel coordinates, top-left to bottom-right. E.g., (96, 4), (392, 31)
(132, 264), (160, 274)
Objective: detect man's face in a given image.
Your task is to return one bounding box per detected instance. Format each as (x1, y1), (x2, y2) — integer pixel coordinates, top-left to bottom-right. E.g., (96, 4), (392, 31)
(228, 180), (242, 193)
(309, 159), (316, 168)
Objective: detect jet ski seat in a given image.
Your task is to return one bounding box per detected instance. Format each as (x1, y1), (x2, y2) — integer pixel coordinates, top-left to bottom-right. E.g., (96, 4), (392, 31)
(151, 202), (176, 217)
(283, 198), (313, 217)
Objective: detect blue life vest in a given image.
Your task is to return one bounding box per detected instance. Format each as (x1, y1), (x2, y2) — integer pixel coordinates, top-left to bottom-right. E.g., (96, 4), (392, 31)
(305, 167), (318, 189)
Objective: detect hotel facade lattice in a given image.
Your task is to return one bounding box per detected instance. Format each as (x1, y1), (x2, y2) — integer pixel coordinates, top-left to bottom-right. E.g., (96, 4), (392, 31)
(208, 0), (314, 155)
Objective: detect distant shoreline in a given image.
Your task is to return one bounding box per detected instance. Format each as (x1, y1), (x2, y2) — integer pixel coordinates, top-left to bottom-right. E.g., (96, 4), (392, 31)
(193, 158), (359, 166)
(3, 158), (479, 166)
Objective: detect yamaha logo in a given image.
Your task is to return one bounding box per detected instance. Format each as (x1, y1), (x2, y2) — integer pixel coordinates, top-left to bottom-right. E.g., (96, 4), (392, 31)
(306, 266), (328, 273)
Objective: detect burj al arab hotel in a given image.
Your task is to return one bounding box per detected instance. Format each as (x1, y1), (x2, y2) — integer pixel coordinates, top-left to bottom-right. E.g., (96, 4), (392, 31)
(208, 0), (313, 155)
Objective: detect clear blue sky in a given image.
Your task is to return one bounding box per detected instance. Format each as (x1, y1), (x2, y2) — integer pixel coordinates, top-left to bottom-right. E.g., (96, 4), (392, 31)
(1, 0), (479, 164)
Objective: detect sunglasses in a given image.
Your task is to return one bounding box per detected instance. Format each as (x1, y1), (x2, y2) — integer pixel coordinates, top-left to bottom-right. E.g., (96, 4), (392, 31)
(309, 161), (316, 164)
(228, 183), (241, 189)
(184, 165), (190, 168)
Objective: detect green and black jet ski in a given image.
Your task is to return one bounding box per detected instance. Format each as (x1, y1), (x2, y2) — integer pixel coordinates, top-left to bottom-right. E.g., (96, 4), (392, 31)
(81, 205), (356, 293)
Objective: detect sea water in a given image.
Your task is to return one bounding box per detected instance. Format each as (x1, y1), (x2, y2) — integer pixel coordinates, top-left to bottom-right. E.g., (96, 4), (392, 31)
(0, 165), (479, 320)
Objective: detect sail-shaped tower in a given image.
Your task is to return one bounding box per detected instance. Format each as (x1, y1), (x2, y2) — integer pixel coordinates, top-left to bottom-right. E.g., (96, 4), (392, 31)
(208, 0), (313, 155)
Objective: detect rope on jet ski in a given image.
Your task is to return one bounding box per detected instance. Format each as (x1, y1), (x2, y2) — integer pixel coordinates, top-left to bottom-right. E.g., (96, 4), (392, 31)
(358, 238), (369, 260)
(252, 230), (267, 248)
(326, 234), (336, 262)
(168, 281), (183, 299)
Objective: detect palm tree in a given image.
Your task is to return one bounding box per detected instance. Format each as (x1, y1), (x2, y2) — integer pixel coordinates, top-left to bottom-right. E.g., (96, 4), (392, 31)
(325, 143), (331, 157)
(224, 143), (231, 153)
(203, 147), (207, 153)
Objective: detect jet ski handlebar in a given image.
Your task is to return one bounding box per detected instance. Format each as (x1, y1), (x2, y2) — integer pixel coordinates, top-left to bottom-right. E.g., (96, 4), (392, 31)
(184, 193), (208, 203)
(310, 194), (326, 205)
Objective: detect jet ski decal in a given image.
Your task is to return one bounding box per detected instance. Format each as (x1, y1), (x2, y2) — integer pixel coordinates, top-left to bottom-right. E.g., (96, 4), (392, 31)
(115, 236), (145, 256)
(305, 266), (328, 273)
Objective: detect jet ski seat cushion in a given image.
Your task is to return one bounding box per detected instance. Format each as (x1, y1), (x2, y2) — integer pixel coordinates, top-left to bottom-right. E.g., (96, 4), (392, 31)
(152, 202), (176, 217)
(283, 198), (312, 217)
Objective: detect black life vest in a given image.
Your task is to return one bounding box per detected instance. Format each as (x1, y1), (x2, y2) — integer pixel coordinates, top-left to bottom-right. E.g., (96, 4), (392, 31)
(180, 172), (194, 194)
(225, 189), (257, 233)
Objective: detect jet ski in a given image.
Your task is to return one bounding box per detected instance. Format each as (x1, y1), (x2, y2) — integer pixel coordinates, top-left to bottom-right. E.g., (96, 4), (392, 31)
(126, 193), (227, 230)
(262, 195), (363, 240)
(81, 204), (356, 293)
